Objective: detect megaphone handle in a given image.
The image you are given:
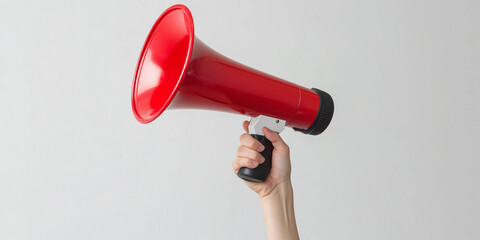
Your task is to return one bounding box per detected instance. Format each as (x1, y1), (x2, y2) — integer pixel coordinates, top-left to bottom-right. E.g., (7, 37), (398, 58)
(237, 115), (286, 182)
(237, 134), (274, 182)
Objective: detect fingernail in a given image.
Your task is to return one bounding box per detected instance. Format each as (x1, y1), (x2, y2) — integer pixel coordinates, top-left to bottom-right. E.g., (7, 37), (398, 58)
(260, 157), (265, 163)
(252, 162), (258, 167)
(258, 145), (265, 151)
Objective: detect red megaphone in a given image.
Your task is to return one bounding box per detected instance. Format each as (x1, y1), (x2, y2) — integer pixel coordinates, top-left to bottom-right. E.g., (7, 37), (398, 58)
(131, 5), (334, 182)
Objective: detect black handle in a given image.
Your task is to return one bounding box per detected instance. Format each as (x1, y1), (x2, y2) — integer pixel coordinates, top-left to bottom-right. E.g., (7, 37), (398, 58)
(237, 134), (273, 182)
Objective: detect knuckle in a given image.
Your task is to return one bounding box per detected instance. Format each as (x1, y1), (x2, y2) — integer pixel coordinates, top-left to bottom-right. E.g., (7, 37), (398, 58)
(241, 158), (250, 166)
(248, 159), (259, 168)
(239, 133), (247, 141)
(240, 133), (250, 142)
(242, 159), (249, 166)
(241, 133), (256, 145)
(252, 140), (262, 149)
(247, 151), (257, 159)
(248, 141), (258, 150)
(232, 159), (241, 172)
(236, 146), (244, 156)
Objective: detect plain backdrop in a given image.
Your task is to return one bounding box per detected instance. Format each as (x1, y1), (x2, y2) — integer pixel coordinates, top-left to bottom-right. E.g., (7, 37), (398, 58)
(1, 0), (479, 239)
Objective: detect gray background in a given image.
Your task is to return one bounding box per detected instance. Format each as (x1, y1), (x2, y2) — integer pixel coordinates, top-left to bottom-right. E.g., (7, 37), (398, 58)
(1, 0), (479, 239)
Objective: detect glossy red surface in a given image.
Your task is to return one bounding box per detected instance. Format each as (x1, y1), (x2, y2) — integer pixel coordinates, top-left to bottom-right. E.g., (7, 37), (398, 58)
(132, 4), (320, 130)
(132, 5), (194, 123)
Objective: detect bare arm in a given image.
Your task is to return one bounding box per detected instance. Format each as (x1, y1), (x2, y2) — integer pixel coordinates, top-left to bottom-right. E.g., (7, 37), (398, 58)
(260, 181), (299, 240)
(232, 121), (300, 240)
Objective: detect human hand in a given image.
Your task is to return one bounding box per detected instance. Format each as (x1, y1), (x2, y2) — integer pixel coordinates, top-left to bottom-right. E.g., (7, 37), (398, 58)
(232, 121), (292, 199)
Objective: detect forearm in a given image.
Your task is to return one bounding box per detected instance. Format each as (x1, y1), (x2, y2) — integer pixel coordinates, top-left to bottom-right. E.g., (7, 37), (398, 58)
(260, 181), (299, 240)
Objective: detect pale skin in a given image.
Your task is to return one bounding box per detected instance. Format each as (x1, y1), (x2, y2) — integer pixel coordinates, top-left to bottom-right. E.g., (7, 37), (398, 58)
(232, 121), (300, 240)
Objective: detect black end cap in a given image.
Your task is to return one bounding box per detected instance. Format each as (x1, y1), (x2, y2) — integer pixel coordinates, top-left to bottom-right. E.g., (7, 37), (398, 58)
(294, 88), (334, 135)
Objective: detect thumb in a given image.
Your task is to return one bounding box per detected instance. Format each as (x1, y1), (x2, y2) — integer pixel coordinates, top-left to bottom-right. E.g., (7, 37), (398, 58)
(262, 127), (289, 151)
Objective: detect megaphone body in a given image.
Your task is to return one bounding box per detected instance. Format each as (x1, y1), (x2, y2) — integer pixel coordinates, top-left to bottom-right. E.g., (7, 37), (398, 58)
(132, 5), (334, 182)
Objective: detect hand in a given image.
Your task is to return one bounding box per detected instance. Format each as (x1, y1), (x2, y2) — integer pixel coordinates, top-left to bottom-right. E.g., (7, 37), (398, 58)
(232, 121), (292, 199)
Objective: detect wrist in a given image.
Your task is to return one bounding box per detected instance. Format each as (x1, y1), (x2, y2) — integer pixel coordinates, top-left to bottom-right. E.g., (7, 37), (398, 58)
(259, 180), (293, 203)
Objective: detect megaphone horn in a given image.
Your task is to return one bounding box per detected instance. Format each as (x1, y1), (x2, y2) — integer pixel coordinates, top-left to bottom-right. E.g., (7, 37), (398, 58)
(131, 5), (334, 182)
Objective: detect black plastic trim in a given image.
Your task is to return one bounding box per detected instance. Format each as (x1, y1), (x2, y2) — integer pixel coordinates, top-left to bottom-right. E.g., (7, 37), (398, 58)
(294, 88), (334, 135)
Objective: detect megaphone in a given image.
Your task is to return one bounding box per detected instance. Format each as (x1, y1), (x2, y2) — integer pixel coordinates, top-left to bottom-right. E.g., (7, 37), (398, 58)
(131, 4), (334, 182)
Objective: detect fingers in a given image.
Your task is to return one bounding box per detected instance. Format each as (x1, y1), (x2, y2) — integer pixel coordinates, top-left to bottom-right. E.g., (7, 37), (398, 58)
(232, 157), (262, 174)
(233, 121), (265, 174)
(236, 145), (264, 162)
(262, 127), (289, 152)
(239, 133), (265, 152)
(232, 144), (265, 174)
